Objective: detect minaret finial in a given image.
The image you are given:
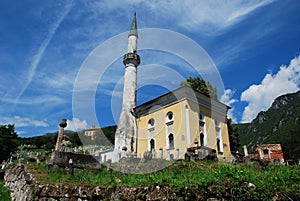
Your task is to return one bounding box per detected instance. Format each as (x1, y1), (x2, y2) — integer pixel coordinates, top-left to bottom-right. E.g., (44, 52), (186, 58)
(129, 12), (138, 37)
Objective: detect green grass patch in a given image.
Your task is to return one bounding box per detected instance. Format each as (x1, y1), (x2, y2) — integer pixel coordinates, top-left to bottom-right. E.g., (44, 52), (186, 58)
(28, 161), (300, 200)
(0, 179), (11, 201)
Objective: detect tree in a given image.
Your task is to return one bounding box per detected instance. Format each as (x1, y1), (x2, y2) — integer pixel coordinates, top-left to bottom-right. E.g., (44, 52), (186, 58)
(181, 77), (218, 99)
(69, 132), (83, 147)
(227, 118), (240, 152)
(0, 124), (19, 162)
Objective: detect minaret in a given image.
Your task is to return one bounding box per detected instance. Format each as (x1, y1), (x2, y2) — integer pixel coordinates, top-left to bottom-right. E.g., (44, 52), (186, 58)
(114, 13), (140, 160)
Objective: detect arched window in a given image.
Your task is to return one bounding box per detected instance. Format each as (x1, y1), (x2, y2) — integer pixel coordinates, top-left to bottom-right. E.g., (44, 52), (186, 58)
(200, 132), (204, 146)
(217, 138), (221, 153)
(150, 139), (155, 151)
(168, 133), (174, 149)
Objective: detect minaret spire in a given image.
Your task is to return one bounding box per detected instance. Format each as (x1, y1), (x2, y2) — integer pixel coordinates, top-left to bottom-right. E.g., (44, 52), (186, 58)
(129, 12), (138, 37)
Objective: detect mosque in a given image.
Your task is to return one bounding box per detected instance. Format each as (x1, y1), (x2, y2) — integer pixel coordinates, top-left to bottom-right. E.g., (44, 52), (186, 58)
(106, 14), (232, 162)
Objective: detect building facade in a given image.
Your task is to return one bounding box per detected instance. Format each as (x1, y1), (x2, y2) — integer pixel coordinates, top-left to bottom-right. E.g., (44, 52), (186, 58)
(255, 144), (284, 164)
(134, 85), (232, 161)
(83, 125), (101, 141)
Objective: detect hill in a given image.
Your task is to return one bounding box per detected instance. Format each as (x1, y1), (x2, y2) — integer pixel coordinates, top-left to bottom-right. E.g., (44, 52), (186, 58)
(20, 126), (117, 150)
(237, 90), (300, 160)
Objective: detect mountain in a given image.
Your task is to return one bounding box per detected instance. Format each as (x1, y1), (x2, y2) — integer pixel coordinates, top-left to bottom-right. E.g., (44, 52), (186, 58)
(237, 90), (300, 160)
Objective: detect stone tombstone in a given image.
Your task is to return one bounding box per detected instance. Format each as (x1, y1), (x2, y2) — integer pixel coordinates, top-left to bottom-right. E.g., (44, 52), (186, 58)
(107, 159), (112, 171)
(159, 148), (163, 159)
(69, 158), (74, 175)
(185, 153), (191, 162)
(274, 158), (280, 166)
(166, 150), (170, 160)
(1, 161), (5, 169)
(243, 145), (249, 157)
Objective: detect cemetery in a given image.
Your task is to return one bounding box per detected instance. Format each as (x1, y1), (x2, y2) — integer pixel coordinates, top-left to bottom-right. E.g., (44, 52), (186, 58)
(0, 117), (299, 200)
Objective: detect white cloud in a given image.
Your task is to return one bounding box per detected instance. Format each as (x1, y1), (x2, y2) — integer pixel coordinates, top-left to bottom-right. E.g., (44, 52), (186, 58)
(0, 116), (49, 127)
(220, 89), (238, 123)
(241, 55), (300, 123)
(65, 118), (87, 131)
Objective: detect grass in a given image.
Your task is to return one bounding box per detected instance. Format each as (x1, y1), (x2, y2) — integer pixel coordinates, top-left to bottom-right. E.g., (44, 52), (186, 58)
(0, 179), (11, 201)
(27, 160), (300, 200)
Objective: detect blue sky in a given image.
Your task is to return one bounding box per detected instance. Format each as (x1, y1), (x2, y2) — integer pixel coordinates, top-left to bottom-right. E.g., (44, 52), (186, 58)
(1, 0), (300, 137)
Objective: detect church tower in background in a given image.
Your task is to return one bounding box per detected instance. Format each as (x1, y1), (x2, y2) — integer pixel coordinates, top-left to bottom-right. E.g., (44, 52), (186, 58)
(114, 13), (140, 159)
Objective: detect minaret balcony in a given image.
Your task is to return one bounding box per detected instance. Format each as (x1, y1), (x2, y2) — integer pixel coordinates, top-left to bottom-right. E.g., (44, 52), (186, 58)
(123, 53), (140, 66)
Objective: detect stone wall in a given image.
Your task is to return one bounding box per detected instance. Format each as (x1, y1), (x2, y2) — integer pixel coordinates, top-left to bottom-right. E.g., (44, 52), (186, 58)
(4, 164), (36, 201)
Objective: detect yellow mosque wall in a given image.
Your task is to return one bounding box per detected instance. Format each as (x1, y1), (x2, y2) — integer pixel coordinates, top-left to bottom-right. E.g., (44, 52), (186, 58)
(136, 96), (232, 161)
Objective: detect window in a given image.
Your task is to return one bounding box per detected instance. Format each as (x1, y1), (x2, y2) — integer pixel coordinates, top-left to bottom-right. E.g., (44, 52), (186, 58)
(199, 112), (205, 121)
(217, 138), (221, 153)
(166, 111), (174, 122)
(168, 133), (174, 149)
(150, 139), (155, 151)
(148, 118), (155, 128)
(200, 133), (204, 146)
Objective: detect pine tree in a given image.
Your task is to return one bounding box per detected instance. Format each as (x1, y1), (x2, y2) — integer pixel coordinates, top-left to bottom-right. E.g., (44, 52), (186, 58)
(0, 124), (19, 162)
